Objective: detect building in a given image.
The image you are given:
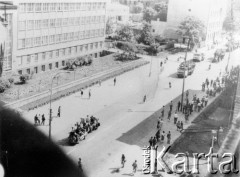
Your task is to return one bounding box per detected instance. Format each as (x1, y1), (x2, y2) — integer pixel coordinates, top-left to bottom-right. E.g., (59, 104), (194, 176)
(107, 2), (130, 25)
(158, 0), (228, 47)
(119, 0), (154, 7)
(3, 0), (108, 75)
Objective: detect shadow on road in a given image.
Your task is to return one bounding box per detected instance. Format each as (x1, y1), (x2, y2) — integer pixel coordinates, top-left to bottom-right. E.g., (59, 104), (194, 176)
(57, 138), (71, 146)
(168, 72), (179, 79)
(109, 167), (120, 173)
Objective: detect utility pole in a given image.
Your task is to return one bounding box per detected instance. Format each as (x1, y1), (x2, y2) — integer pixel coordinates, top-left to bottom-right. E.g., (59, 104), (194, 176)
(180, 38), (191, 110)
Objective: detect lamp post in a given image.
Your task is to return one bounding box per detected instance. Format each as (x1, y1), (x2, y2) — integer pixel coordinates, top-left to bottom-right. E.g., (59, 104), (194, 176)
(49, 71), (70, 140)
(180, 37), (191, 110)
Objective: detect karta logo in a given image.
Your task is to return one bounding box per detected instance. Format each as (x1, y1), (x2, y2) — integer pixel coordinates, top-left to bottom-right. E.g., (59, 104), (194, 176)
(142, 146), (239, 175)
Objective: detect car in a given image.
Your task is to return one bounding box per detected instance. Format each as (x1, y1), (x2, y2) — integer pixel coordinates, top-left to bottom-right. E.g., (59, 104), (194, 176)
(193, 53), (205, 62)
(177, 59), (196, 78)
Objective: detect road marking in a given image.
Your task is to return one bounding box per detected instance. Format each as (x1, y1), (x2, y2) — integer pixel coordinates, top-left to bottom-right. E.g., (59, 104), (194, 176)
(67, 147), (76, 155)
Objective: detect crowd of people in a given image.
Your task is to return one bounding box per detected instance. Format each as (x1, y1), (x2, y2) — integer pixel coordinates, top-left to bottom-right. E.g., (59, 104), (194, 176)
(69, 115), (100, 144)
(146, 65), (239, 148)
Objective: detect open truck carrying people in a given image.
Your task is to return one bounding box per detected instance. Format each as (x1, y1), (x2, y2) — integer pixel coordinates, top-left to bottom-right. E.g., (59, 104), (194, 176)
(177, 59), (196, 78)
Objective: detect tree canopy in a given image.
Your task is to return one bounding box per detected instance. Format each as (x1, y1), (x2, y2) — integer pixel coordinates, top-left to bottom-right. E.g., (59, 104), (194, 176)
(143, 7), (157, 23)
(116, 25), (135, 43)
(177, 16), (205, 48)
(137, 22), (155, 45)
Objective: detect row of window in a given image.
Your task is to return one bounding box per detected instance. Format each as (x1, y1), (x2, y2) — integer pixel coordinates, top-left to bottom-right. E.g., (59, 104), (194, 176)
(19, 2), (106, 13)
(18, 16), (105, 31)
(18, 42), (103, 66)
(18, 29), (105, 49)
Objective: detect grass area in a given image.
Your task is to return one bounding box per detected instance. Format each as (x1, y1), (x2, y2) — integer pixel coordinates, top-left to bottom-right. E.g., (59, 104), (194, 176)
(0, 53), (136, 103)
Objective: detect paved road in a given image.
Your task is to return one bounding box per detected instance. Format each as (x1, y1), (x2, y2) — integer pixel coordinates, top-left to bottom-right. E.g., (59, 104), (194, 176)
(22, 48), (240, 177)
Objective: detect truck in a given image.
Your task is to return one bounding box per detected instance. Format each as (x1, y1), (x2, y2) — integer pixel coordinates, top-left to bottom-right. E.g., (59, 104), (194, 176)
(177, 59), (196, 78)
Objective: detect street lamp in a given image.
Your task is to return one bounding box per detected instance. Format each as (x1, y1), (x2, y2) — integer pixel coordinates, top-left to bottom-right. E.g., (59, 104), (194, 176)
(180, 37), (191, 110)
(49, 71), (70, 140)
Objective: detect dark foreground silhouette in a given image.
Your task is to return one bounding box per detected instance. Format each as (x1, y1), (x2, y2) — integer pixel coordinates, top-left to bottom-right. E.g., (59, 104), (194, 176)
(0, 104), (85, 177)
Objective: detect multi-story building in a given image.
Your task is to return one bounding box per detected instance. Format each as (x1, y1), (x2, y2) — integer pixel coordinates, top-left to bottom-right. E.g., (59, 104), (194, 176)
(161, 0), (228, 47)
(107, 2), (130, 25)
(4, 0), (108, 75)
(119, 0), (154, 7)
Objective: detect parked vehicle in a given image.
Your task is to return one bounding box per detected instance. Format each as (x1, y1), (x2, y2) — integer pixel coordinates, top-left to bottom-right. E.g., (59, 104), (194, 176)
(213, 49), (225, 62)
(177, 59), (196, 78)
(193, 53), (205, 62)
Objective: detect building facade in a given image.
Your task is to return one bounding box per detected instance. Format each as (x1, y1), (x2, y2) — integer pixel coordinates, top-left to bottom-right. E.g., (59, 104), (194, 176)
(162, 0), (228, 47)
(5, 0), (108, 75)
(107, 2), (130, 25)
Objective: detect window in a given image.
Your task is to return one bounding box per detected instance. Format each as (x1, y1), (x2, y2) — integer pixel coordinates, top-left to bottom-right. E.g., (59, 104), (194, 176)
(100, 29), (104, 36)
(49, 35), (55, 44)
(42, 36), (48, 45)
(25, 38), (33, 48)
(56, 3), (63, 11)
(18, 57), (23, 66)
(42, 19), (49, 28)
(27, 55), (31, 64)
(86, 16), (90, 24)
(43, 3), (49, 12)
(62, 49), (66, 56)
(82, 31), (85, 39)
(49, 63), (52, 70)
(74, 32), (79, 40)
(49, 3), (56, 11)
(35, 3), (42, 12)
(100, 41), (103, 48)
(56, 34), (62, 43)
(81, 16), (86, 24)
(68, 48), (71, 55)
(18, 70), (23, 75)
(56, 50), (59, 57)
(19, 21), (26, 31)
(70, 3), (75, 11)
(76, 3), (81, 10)
(55, 62), (59, 68)
(69, 18), (74, 26)
(34, 54), (38, 62)
(42, 65), (45, 71)
(90, 43), (93, 49)
(56, 18), (62, 27)
(42, 52), (46, 60)
(85, 44), (88, 51)
(27, 20), (34, 30)
(27, 68), (30, 74)
(64, 3), (69, 11)
(62, 18), (68, 26)
(35, 20), (41, 29)
(49, 51), (53, 59)
(19, 3), (26, 13)
(86, 30), (90, 38)
(97, 16), (100, 23)
(50, 19), (56, 28)
(95, 42), (98, 48)
(27, 3), (34, 12)
(69, 32), (74, 40)
(33, 37), (41, 46)
(63, 33), (68, 41)
(62, 61), (65, 66)
(79, 31), (83, 39)
(79, 45), (83, 52)
(18, 39), (25, 49)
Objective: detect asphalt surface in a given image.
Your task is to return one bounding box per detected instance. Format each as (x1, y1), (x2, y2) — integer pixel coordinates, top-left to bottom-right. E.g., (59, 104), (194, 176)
(20, 47), (240, 177)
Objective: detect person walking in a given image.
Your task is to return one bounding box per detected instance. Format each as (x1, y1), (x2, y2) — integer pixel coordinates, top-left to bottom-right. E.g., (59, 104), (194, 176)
(167, 131), (171, 144)
(167, 109), (171, 121)
(157, 121), (160, 130)
(57, 106), (61, 117)
(114, 77), (116, 86)
(132, 160), (137, 175)
(78, 158), (82, 172)
(205, 96), (208, 106)
(169, 82), (171, 88)
(121, 154), (126, 168)
(156, 130), (160, 142)
(149, 137), (153, 147)
(180, 121), (184, 132)
(41, 114), (45, 125)
(160, 61), (163, 67)
(161, 131), (165, 143)
(161, 106), (165, 118)
(174, 112), (178, 124)
(88, 89), (91, 99)
(152, 137), (157, 147)
(80, 89), (83, 97)
(143, 95), (147, 103)
(169, 101), (173, 112)
(176, 121), (181, 131)
(177, 101), (181, 112)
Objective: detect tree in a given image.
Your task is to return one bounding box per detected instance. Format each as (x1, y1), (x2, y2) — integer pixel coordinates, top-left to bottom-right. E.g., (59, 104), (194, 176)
(143, 7), (157, 23)
(137, 22), (155, 45)
(153, 2), (168, 13)
(177, 16), (205, 49)
(131, 3), (143, 14)
(106, 18), (114, 35)
(116, 25), (135, 43)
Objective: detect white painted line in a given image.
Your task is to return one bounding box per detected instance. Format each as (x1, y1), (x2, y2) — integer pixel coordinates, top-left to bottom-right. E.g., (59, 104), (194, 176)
(67, 147), (76, 155)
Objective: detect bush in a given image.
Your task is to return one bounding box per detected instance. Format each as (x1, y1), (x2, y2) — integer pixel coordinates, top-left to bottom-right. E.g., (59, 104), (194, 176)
(0, 83), (5, 93)
(19, 74), (29, 84)
(116, 42), (138, 53)
(8, 78), (14, 84)
(0, 79), (11, 88)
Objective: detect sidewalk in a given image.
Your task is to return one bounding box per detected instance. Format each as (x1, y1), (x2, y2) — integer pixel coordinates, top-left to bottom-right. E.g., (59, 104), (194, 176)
(94, 89), (222, 177)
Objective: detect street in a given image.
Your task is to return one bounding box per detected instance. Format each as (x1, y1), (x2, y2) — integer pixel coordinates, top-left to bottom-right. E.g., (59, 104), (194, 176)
(23, 48), (240, 177)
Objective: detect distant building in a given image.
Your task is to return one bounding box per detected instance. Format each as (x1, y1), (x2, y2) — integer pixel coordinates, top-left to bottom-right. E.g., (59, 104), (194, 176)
(3, 0), (108, 75)
(153, 0), (228, 47)
(119, 0), (154, 7)
(107, 2), (130, 25)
